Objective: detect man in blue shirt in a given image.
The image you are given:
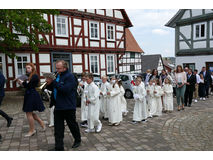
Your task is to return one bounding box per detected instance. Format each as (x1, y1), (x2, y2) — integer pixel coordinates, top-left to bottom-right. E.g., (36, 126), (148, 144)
(46, 60), (81, 151)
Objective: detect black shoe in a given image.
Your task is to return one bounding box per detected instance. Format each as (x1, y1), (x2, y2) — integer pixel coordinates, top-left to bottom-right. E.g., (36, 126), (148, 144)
(184, 104), (187, 107)
(0, 134), (2, 143)
(7, 118), (13, 127)
(72, 141), (81, 148)
(188, 104), (191, 107)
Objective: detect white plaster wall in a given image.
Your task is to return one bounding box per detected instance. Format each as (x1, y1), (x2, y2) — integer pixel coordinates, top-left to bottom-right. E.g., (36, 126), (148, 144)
(74, 19), (82, 26)
(101, 70), (106, 76)
(179, 25), (191, 39)
(90, 41), (99, 47)
(74, 27), (81, 36)
(101, 23), (105, 38)
(210, 40), (213, 48)
(56, 39), (68, 46)
(19, 36), (28, 43)
(119, 41), (124, 48)
(114, 10), (123, 19)
(180, 41), (190, 50)
(116, 32), (123, 39)
(192, 9), (203, 17)
(193, 41), (207, 49)
(84, 20), (88, 36)
(72, 54), (82, 63)
(101, 40), (105, 48)
(176, 55), (213, 72)
(100, 54), (105, 69)
(8, 66), (13, 78)
(73, 65), (83, 73)
(85, 38), (88, 47)
(106, 9), (113, 17)
(116, 25), (124, 31)
(87, 9), (95, 14)
(40, 65), (51, 75)
(39, 54), (50, 63)
(181, 10), (190, 19)
(96, 9), (104, 15)
(107, 42), (115, 48)
(205, 9), (213, 14)
(85, 54), (88, 70)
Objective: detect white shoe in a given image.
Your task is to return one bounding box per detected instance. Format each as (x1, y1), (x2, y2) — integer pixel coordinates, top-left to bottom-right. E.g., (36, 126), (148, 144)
(203, 98), (206, 101)
(200, 98), (202, 100)
(49, 124), (54, 127)
(24, 130), (36, 137)
(194, 99), (198, 103)
(85, 128), (95, 133)
(96, 123), (102, 133)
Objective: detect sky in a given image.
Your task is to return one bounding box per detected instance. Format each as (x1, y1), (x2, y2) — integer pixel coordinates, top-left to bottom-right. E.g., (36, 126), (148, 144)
(126, 9), (179, 58)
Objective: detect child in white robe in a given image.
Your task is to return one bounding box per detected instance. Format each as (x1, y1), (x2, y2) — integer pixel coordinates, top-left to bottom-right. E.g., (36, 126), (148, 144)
(118, 79), (128, 116)
(162, 78), (174, 112)
(153, 79), (163, 116)
(132, 77), (147, 124)
(100, 76), (110, 119)
(107, 76), (122, 126)
(146, 79), (156, 118)
(84, 73), (102, 133)
(78, 73), (88, 127)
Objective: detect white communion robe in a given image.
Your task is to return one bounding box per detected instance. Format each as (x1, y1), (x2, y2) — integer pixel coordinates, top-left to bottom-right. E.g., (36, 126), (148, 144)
(85, 82), (102, 130)
(162, 84), (173, 111)
(100, 81), (110, 118)
(133, 83), (147, 121)
(119, 86), (128, 114)
(78, 81), (88, 122)
(154, 85), (163, 116)
(108, 83), (122, 124)
(146, 84), (156, 117)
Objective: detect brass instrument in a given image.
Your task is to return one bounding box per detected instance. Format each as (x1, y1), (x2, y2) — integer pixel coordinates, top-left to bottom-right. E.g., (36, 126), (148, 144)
(39, 82), (48, 90)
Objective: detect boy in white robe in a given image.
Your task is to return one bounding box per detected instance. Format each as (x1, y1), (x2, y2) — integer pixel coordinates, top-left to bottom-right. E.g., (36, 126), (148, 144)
(78, 73), (88, 127)
(146, 80), (156, 118)
(132, 77), (147, 124)
(118, 79), (128, 116)
(107, 76), (122, 126)
(84, 73), (102, 133)
(100, 76), (110, 120)
(162, 78), (173, 112)
(153, 79), (163, 116)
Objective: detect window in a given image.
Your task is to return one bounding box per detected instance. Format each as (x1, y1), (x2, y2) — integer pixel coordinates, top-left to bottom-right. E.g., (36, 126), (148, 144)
(183, 63), (195, 71)
(130, 52), (135, 58)
(89, 55), (99, 74)
(107, 55), (114, 73)
(106, 24), (115, 41)
(55, 16), (68, 37)
(16, 55), (29, 76)
(130, 65), (135, 72)
(193, 22), (207, 40)
(210, 21), (213, 38)
(89, 21), (99, 40)
(120, 75), (129, 81)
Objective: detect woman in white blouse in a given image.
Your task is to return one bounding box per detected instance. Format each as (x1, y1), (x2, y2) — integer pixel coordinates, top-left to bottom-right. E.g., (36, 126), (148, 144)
(175, 65), (187, 111)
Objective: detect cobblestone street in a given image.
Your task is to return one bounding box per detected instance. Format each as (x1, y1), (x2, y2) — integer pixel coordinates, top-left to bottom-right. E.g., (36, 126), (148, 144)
(0, 94), (213, 151)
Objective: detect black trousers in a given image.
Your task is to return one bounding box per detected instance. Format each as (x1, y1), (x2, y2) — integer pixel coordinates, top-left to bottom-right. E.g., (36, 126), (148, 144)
(54, 109), (81, 151)
(205, 84), (210, 97)
(184, 88), (194, 105)
(0, 96), (10, 122)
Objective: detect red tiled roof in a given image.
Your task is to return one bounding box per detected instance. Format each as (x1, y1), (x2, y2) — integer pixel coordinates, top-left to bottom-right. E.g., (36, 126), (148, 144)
(125, 28), (144, 53)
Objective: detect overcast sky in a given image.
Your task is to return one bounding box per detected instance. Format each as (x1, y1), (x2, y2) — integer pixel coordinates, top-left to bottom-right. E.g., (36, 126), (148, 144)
(126, 9), (179, 57)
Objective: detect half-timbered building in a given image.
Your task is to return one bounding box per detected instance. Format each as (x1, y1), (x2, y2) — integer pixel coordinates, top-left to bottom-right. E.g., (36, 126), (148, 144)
(166, 9), (213, 72)
(0, 9), (133, 91)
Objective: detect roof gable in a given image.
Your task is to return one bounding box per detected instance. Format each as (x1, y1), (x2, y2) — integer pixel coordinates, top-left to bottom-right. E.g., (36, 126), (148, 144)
(125, 28), (144, 53)
(141, 54), (163, 73)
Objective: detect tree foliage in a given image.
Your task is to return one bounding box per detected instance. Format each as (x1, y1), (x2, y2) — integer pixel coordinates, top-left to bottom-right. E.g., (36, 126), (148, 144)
(0, 9), (59, 58)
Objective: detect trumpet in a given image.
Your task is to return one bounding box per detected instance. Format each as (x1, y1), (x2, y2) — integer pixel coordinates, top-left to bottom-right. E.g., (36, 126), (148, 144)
(39, 82), (48, 90)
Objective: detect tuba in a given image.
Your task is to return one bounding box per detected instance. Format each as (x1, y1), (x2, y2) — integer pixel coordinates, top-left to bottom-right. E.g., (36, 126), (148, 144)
(39, 82), (47, 90)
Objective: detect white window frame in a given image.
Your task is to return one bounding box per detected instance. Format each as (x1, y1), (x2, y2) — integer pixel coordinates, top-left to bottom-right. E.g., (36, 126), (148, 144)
(89, 21), (100, 40)
(89, 54), (99, 74)
(210, 20), (213, 39)
(54, 15), (68, 37)
(193, 22), (207, 40)
(106, 24), (115, 41)
(14, 54), (30, 78)
(106, 54), (115, 74)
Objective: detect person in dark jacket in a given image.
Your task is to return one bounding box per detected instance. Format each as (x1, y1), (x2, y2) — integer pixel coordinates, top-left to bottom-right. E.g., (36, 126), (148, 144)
(17, 63), (45, 137)
(199, 67), (212, 98)
(0, 72), (13, 128)
(46, 60), (81, 151)
(184, 69), (196, 107)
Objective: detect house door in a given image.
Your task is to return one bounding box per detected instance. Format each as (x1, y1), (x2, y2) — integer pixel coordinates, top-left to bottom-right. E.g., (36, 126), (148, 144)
(51, 52), (72, 72)
(206, 62), (213, 72)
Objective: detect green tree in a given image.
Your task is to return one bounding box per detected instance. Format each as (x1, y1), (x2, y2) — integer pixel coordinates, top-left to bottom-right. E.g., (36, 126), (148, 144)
(0, 9), (59, 58)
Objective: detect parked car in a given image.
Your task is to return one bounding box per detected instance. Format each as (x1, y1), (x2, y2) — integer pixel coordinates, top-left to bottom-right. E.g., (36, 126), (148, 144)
(116, 74), (137, 99)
